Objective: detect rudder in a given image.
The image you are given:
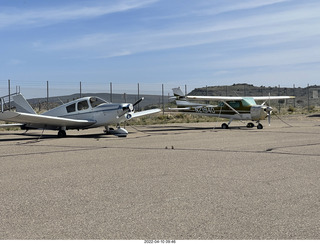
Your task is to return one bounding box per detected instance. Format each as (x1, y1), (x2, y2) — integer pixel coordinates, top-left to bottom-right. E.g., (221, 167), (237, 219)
(13, 94), (36, 114)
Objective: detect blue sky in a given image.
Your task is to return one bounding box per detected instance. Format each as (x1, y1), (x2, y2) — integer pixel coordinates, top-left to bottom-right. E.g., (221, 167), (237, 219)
(1, 0), (320, 97)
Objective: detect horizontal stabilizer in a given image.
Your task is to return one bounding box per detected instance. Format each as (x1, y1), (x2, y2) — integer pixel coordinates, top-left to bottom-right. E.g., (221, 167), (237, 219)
(168, 107), (191, 110)
(0, 123), (23, 128)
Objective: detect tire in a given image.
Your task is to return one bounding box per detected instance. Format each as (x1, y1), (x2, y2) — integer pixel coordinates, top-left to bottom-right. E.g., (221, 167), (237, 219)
(221, 123), (229, 129)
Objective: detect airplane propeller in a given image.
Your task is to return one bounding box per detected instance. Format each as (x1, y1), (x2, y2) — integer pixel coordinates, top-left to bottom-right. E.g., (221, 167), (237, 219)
(133, 97), (144, 107)
(266, 106), (272, 126)
(262, 93), (272, 126)
(117, 97), (145, 119)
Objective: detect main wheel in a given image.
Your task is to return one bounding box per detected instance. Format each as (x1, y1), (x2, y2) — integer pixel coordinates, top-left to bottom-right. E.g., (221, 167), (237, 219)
(221, 123), (229, 129)
(247, 122), (254, 128)
(257, 124), (263, 129)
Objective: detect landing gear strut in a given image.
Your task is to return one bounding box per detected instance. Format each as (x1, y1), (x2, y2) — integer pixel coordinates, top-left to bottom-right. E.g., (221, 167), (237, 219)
(221, 119), (233, 129)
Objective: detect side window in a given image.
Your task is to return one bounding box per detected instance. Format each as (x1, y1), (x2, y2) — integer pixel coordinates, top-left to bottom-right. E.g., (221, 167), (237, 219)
(90, 97), (105, 108)
(66, 103), (76, 113)
(229, 101), (240, 108)
(77, 100), (89, 111)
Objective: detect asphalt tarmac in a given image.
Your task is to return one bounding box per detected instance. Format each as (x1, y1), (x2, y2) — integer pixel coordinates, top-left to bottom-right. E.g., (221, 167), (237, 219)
(1, 115), (320, 240)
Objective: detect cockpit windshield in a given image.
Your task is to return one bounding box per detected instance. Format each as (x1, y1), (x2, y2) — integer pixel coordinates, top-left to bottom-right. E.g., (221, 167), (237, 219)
(89, 97), (108, 108)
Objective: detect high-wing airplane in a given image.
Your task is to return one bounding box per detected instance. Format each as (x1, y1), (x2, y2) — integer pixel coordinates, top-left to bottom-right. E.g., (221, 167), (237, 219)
(0, 93), (161, 137)
(170, 87), (295, 129)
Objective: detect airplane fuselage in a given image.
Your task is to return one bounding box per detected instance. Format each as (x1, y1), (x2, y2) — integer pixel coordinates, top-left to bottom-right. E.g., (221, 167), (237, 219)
(42, 96), (133, 129)
(0, 93), (160, 137)
(176, 99), (269, 121)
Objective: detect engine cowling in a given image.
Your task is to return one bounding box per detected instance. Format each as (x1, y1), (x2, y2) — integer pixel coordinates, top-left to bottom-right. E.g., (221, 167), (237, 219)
(250, 105), (268, 121)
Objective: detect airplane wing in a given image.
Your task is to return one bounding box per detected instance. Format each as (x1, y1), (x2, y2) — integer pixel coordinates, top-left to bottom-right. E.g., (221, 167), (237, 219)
(251, 96), (295, 100)
(0, 111), (96, 128)
(186, 95), (294, 101)
(186, 96), (244, 101)
(131, 108), (161, 118)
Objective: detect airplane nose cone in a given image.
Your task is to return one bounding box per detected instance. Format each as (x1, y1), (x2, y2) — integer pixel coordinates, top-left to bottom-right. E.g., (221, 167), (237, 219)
(122, 104), (134, 112)
(264, 106), (272, 113)
(266, 106), (272, 113)
(129, 104), (134, 112)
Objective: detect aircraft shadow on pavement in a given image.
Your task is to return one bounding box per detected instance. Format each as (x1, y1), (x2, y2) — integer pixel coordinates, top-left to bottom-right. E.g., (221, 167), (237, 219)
(135, 124), (245, 133)
(308, 114), (320, 118)
(0, 131), (113, 142)
(0, 125), (239, 142)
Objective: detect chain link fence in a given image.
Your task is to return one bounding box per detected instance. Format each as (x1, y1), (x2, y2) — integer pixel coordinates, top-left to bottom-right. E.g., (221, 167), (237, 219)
(1, 80), (319, 113)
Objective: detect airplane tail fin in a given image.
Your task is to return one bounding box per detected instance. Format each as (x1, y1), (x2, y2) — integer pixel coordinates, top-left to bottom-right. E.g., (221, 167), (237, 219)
(13, 94), (36, 114)
(172, 87), (185, 98)
(171, 87), (204, 108)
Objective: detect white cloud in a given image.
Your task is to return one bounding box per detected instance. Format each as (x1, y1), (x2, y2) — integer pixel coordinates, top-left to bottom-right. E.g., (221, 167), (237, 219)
(192, 0), (291, 17)
(209, 46), (320, 69)
(0, 0), (158, 29)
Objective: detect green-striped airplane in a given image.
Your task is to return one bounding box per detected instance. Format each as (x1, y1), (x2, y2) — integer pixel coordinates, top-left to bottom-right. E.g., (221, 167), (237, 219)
(170, 87), (295, 129)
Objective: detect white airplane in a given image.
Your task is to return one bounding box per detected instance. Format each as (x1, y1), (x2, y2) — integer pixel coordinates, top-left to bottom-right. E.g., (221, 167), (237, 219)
(170, 87), (295, 129)
(0, 93), (161, 137)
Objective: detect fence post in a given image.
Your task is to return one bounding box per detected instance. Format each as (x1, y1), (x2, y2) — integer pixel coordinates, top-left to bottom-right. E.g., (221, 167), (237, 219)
(137, 83), (140, 111)
(162, 84), (164, 115)
(278, 85), (280, 113)
(8, 79), (11, 111)
(80, 81), (82, 98)
(124, 93), (127, 103)
(47, 81), (49, 110)
(293, 84), (296, 107)
(307, 84), (310, 113)
(110, 82), (113, 102)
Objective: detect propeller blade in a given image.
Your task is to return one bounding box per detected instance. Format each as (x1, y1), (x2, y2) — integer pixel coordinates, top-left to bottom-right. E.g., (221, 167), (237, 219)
(133, 97), (144, 107)
(266, 106), (272, 126)
(262, 93), (271, 106)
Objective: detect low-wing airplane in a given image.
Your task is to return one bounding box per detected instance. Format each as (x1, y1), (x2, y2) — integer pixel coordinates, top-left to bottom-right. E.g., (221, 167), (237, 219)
(0, 93), (161, 137)
(170, 87), (295, 129)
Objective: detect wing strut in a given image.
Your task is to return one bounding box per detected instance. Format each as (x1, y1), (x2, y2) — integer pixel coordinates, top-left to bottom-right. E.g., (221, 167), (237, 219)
(221, 101), (240, 115)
